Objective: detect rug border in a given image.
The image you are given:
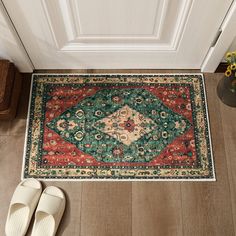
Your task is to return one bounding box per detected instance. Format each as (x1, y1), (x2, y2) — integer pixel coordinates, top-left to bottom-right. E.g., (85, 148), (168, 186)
(21, 73), (216, 182)
(21, 73), (34, 182)
(201, 74), (216, 181)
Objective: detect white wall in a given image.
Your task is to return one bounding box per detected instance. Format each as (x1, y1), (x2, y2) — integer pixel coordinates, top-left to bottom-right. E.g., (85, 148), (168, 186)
(0, 2), (33, 72)
(221, 37), (236, 62)
(228, 37), (236, 51)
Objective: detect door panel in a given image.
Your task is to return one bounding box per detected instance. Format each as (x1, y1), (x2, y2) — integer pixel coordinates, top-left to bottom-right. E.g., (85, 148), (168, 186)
(3, 0), (232, 69)
(42, 0), (185, 48)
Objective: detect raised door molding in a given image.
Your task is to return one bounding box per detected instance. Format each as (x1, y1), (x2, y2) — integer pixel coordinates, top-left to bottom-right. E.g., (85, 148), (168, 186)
(41, 0), (192, 51)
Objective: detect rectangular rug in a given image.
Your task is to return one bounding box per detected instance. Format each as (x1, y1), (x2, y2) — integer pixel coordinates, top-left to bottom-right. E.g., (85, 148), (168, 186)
(22, 74), (215, 181)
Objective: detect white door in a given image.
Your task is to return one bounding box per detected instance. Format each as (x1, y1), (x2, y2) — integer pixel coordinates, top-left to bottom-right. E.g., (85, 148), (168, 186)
(2, 0), (233, 69)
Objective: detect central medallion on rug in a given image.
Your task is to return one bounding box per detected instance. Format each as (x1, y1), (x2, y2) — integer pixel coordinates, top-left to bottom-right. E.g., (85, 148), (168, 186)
(23, 74), (215, 180)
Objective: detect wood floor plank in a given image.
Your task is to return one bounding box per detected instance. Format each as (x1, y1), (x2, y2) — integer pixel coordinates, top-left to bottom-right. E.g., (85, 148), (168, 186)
(132, 182), (183, 236)
(0, 135), (25, 234)
(219, 88), (236, 232)
(80, 182), (132, 236)
(181, 74), (235, 236)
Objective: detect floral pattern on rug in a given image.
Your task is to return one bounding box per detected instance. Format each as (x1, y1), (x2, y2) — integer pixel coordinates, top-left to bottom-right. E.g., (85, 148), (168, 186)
(23, 74), (215, 180)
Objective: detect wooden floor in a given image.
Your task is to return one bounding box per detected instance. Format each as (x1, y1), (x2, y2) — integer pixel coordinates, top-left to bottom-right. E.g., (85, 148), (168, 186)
(0, 71), (236, 236)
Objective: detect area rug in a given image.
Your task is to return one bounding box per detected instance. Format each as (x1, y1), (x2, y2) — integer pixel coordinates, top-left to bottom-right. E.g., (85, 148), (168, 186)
(22, 74), (215, 180)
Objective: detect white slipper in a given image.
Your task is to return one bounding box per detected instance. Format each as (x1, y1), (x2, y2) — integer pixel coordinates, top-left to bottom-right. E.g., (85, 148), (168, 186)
(5, 179), (42, 236)
(31, 186), (66, 236)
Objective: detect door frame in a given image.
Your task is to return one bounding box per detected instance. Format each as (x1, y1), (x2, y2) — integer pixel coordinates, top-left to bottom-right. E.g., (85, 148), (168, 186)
(0, 1), (33, 72)
(201, 0), (236, 72)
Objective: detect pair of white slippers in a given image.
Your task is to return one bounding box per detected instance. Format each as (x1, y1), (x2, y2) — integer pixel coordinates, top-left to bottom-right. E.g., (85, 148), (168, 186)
(5, 178), (66, 236)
